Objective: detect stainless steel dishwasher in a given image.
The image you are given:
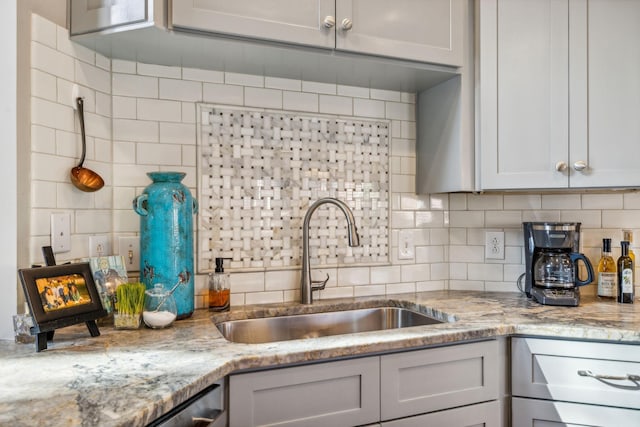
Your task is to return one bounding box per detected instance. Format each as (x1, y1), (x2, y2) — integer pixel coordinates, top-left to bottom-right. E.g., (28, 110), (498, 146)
(148, 380), (226, 427)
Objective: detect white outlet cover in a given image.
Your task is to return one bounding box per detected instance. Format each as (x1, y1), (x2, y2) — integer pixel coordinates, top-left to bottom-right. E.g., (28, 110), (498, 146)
(89, 235), (109, 257)
(485, 231), (505, 260)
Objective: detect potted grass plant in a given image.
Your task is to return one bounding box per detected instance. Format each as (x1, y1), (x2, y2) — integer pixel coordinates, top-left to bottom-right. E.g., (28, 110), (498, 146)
(113, 282), (145, 329)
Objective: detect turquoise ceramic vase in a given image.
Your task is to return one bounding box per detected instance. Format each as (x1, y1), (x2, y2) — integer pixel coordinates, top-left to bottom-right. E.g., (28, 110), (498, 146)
(134, 172), (198, 319)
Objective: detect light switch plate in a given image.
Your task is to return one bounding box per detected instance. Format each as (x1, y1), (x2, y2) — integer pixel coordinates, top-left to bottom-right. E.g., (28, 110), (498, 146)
(50, 213), (71, 253)
(398, 229), (415, 260)
(118, 236), (140, 272)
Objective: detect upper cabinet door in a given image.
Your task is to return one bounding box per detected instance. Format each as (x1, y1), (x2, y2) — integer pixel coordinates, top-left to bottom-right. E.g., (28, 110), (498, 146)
(479, 0), (569, 190)
(336, 0), (463, 66)
(569, 0), (640, 188)
(70, 0), (148, 36)
(171, 0), (336, 49)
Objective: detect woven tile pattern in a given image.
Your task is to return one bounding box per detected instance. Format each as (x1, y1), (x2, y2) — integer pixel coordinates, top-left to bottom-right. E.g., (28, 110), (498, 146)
(198, 107), (389, 271)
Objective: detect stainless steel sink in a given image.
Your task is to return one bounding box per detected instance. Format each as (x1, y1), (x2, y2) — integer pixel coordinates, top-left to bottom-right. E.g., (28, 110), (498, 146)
(216, 307), (445, 344)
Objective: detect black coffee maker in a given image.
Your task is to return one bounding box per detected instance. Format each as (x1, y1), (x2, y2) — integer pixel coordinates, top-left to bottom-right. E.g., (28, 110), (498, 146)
(523, 222), (594, 306)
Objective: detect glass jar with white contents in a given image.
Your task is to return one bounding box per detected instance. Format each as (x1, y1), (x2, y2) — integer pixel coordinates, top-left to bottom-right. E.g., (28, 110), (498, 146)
(143, 284), (178, 329)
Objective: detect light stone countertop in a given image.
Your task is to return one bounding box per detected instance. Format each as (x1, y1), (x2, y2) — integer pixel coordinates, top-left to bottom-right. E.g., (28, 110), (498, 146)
(1, 290), (640, 427)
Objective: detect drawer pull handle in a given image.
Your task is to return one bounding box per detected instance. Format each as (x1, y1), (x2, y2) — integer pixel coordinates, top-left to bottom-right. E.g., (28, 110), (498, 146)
(578, 370), (640, 382)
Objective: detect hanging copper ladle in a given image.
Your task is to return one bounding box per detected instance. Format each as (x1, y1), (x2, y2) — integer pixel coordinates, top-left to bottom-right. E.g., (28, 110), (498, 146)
(70, 97), (104, 192)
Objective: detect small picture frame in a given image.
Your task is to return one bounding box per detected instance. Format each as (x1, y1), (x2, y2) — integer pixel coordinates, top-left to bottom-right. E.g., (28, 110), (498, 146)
(18, 263), (107, 351)
(84, 255), (129, 314)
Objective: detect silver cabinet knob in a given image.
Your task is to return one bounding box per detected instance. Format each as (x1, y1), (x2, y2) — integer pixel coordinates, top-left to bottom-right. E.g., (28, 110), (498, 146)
(573, 160), (588, 171)
(323, 15), (335, 28)
(341, 18), (353, 31)
(555, 161), (568, 172)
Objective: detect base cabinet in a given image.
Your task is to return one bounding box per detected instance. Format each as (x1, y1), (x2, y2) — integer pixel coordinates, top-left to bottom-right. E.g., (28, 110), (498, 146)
(512, 337), (640, 425)
(512, 397), (640, 427)
(229, 340), (500, 427)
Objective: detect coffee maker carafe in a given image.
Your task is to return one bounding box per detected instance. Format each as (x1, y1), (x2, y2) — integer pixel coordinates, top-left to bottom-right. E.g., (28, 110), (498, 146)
(523, 222), (595, 306)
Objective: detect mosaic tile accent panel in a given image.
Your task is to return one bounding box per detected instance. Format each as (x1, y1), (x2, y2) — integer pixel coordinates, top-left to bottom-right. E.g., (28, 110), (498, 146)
(197, 106), (389, 271)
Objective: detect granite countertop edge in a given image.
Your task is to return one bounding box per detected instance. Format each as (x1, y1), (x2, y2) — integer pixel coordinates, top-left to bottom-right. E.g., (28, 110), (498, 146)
(2, 290), (640, 427)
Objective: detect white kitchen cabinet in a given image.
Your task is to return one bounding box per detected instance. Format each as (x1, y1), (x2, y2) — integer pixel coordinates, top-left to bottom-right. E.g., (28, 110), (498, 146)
(69, 0), (150, 36)
(229, 340), (501, 427)
(381, 401), (500, 427)
(171, 0), (336, 49)
(512, 337), (640, 425)
(380, 340), (498, 421)
(229, 356), (380, 427)
(479, 0), (640, 190)
(171, 0), (464, 66)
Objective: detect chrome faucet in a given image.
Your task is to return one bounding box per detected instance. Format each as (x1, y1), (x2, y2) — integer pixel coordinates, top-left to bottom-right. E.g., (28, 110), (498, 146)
(301, 198), (360, 304)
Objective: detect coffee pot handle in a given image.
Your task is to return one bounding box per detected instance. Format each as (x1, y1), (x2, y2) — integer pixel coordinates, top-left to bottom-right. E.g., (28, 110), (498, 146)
(570, 253), (595, 286)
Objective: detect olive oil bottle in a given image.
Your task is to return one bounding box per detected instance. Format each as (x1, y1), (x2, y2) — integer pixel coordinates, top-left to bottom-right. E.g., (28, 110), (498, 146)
(623, 229), (636, 265)
(597, 238), (616, 298)
(617, 241), (635, 304)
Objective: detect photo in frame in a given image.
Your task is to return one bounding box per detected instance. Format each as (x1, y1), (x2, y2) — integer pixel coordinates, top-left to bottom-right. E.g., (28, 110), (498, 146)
(84, 255), (129, 314)
(18, 263), (107, 351)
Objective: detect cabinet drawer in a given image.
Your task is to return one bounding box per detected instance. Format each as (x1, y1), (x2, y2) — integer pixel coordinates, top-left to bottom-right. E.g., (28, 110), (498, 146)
(513, 397), (640, 426)
(512, 337), (640, 409)
(380, 340), (499, 421)
(229, 357), (379, 427)
(381, 400), (500, 427)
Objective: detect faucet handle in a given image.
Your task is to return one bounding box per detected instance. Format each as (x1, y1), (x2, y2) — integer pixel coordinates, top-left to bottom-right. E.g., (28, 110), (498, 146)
(311, 274), (330, 291)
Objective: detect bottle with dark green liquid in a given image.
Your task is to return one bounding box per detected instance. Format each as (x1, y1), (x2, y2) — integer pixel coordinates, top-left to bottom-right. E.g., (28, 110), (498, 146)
(617, 241), (635, 304)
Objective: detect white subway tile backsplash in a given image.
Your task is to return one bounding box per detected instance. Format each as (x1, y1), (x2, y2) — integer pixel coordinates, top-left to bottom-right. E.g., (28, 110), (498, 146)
(302, 80), (336, 95)
(112, 164), (159, 187)
(113, 187), (136, 210)
(337, 85), (370, 98)
(225, 72), (264, 87)
(401, 264), (429, 282)
(137, 98), (182, 122)
(245, 291), (284, 305)
(415, 211), (444, 228)
(386, 282), (416, 294)
(95, 53), (111, 71)
(245, 87), (283, 109)
(354, 285), (386, 297)
(581, 193), (624, 209)
(159, 78), (203, 102)
(31, 181), (57, 209)
(353, 98), (385, 118)
(113, 96), (137, 119)
(430, 263), (449, 280)
(391, 211), (414, 228)
(32, 98), (75, 132)
(112, 59), (136, 74)
(76, 61), (111, 94)
(318, 286), (354, 299)
(371, 88), (401, 102)
(265, 77), (301, 91)
(113, 119), (159, 142)
(449, 211), (484, 228)
(203, 83), (244, 105)
(416, 281), (446, 292)
(58, 29), (95, 66)
(623, 192), (640, 209)
(370, 265), (401, 284)
(136, 143), (182, 166)
(113, 141), (136, 164)
(337, 267), (370, 286)
(522, 210), (561, 222)
(449, 245), (484, 263)
(390, 174), (415, 193)
(559, 210), (601, 228)
(468, 263), (503, 281)
(504, 194), (541, 210)
(385, 101), (414, 121)
(319, 95), (352, 115)
(183, 67), (224, 83)
(75, 210), (112, 233)
(485, 210), (522, 228)
(160, 123), (196, 145)
(402, 154), (417, 173)
(416, 246), (444, 263)
(265, 270), (299, 291)
(602, 210), (640, 229)
(401, 92), (416, 104)
(468, 194), (503, 210)
(113, 73), (158, 98)
(31, 69), (57, 101)
(31, 14), (57, 48)
(449, 262), (467, 280)
(137, 63), (181, 79)
(541, 194), (582, 210)
(449, 280), (484, 291)
(283, 91), (318, 112)
(113, 209), (140, 233)
(32, 125), (55, 154)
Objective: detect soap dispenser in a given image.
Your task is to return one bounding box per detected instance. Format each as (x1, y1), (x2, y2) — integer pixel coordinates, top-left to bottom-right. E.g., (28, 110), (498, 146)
(208, 258), (231, 312)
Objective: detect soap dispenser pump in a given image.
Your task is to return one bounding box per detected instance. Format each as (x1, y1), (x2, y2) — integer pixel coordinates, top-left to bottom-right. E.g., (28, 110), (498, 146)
(208, 257), (231, 312)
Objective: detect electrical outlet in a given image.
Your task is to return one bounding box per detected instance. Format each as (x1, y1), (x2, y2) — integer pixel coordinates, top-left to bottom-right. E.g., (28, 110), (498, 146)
(118, 236), (140, 272)
(50, 213), (71, 253)
(89, 235), (109, 257)
(398, 229), (415, 260)
(485, 231), (505, 260)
